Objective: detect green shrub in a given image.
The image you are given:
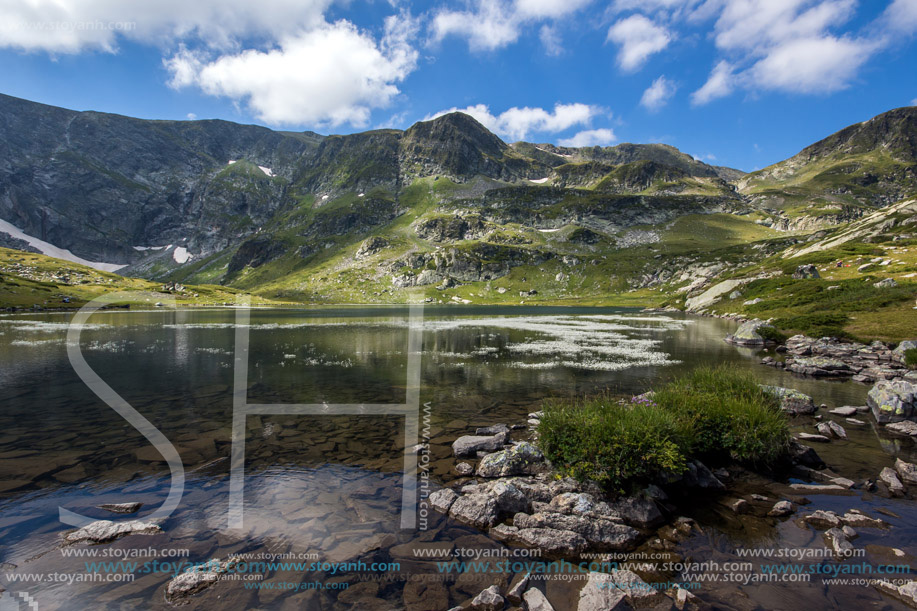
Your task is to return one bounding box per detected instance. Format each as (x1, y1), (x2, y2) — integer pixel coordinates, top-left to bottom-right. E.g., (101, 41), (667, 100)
(757, 326), (788, 344)
(905, 348), (917, 369)
(538, 366), (790, 492)
(773, 312), (851, 338)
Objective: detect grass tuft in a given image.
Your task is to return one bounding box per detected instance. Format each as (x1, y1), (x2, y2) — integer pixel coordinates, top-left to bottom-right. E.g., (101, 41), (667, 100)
(538, 366), (790, 492)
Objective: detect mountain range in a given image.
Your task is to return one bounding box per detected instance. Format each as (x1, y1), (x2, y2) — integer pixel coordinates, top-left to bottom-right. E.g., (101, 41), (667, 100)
(0, 92), (915, 339)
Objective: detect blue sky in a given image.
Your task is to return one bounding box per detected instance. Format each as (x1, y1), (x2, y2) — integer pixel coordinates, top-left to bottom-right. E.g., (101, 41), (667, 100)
(1, 0), (915, 171)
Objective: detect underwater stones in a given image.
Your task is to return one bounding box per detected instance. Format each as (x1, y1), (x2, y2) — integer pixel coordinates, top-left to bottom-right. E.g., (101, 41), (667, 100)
(469, 585), (503, 611)
(97, 502), (143, 514)
(165, 557), (239, 603)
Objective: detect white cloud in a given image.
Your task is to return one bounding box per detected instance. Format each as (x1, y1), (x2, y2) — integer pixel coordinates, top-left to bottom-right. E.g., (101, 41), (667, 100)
(167, 14), (419, 127)
(640, 75), (677, 111)
(515, 0), (592, 19)
(186, 112), (197, 120)
(558, 128), (617, 147)
(0, 0), (331, 53)
(426, 102), (603, 141)
(691, 59), (735, 105)
(539, 24), (563, 55)
(606, 14), (671, 72)
(876, 0), (917, 36)
(746, 35), (874, 94)
(430, 0), (591, 51)
(912, 98), (917, 106)
(688, 0), (881, 103)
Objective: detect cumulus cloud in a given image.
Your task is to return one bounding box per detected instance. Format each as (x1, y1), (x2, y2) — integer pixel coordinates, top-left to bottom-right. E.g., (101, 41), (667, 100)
(558, 128), (617, 147)
(430, 0), (591, 51)
(606, 14), (671, 72)
(691, 60), (735, 105)
(640, 75), (677, 111)
(0, 0), (331, 53)
(166, 14), (419, 127)
(685, 0), (884, 103)
(425, 102), (602, 141)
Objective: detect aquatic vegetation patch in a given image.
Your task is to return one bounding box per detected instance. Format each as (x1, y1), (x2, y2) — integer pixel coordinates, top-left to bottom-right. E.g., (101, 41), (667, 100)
(539, 365), (790, 492)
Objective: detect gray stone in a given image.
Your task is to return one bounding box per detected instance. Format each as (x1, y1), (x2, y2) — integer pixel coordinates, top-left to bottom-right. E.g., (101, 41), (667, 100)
(453, 433), (508, 457)
(475, 424), (510, 436)
(895, 458), (917, 485)
(97, 502), (142, 514)
(768, 501), (795, 517)
(470, 585), (503, 611)
(449, 494), (500, 529)
(760, 385), (817, 414)
(65, 519), (161, 544)
(455, 462), (474, 476)
(727, 319), (777, 346)
(605, 497), (665, 529)
(829, 406), (858, 416)
(893, 341), (917, 363)
(476, 442), (546, 478)
(887, 421), (917, 436)
(793, 264), (820, 279)
(506, 572), (530, 605)
(491, 524), (588, 557)
(514, 512), (642, 552)
(802, 510), (842, 529)
(868, 380), (917, 423)
(824, 528), (855, 558)
(523, 588), (556, 611)
(797, 433), (830, 442)
(577, 572), (629, 611)
(429, 488), (459, 514)
(165, 557), (238, 602)
(875, 278), (899, 288)
(880, 467), (906, 496)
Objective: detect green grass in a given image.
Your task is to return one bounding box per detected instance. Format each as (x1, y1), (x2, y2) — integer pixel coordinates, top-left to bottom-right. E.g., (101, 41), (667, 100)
(538, 366), (790, 492)
(906, 348), (917, 369)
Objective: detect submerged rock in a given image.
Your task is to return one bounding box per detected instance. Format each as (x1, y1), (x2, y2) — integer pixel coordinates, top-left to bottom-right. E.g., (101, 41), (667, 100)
(97, 502), (142, 514)
(165, 557), (239, 602)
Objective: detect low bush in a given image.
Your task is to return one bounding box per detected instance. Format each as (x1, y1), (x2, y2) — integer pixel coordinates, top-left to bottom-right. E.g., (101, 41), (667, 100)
(905, 348), (917, 369)
(538, 366), (790, 492)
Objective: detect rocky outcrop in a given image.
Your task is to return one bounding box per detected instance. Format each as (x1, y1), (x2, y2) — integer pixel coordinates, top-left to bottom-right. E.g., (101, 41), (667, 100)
(415, 215), (490, 242)
(792, 264), (820, 279)
(476, 442), (547, 478)
(778, 335), (911, 383)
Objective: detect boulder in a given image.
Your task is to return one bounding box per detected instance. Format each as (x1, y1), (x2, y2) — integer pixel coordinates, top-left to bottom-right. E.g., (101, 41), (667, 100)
(786, 356), (853, 377)
(829, 406), (858, 416)
(577, 572), (629, 611)
(470, 585), (504, 611)
(65, 520), (161, 544)
(792, 264), (820, 279)
(475, 424), (510, 436)
(823, 528), (855, 558)
(476, 442), (546, 478)
(760, 385), (816, 414)
(874, 278), (898, 288)
(768, 501), (795, 517)
(605, 497), (665, 529)
(788, 439), (826, 469)
(727, 319), (777, 346)
(514, 512), (641, 552)
(429, 488), (458, 514)
(802, 510), (842, 529)
(452, 433), (508, 457)
(893, 340), (917, 363)
(506, 573), (530, 605)
(868, 380), (917, 423)
(895, 458), (917, 485)
(887, 421), (917, 436)
(880, 467), (906, 496)
(165, 557), (239, 602)
(523, 588), (556, 611)
(449, 494), (500, 529)
(491, 524), (588, 557)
